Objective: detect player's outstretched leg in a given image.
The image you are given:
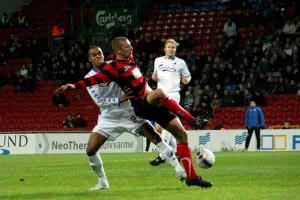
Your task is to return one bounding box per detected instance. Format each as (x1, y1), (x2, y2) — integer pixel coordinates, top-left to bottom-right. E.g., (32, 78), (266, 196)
(165, 118), (213, 188)
(139, 122), (186, 180)
(87, 132), (109, 191)
(146, 89), (206, 129)
(88, 153), (109, 190)
(150, 130), (177, 166)
(156, 140), (186, 180)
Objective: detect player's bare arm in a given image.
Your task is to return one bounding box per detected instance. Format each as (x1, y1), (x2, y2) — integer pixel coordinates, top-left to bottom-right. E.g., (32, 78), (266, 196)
(181, 75), (191, 85)
(56, 83), (76, 92)
(119, 86), (135, 103)
(151, 71), (158, 81)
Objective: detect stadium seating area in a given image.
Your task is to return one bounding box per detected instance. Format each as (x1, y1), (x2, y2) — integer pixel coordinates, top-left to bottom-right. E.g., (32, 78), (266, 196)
(0, 0), (299, 132)
(0, 59), (31, 77)
(138, 2), (271, 56)
(210, 94), (300, 129)
(0, 80), (98, 132)
(0, 0), (68, 45)
(0, 79), (299, 131)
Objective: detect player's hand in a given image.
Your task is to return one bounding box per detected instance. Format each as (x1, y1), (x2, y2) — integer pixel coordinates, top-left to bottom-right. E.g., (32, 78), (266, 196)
(120, 86), (135, 103)
(151, 71), (158, 81)
(181, 76), (191, 85)
(55, 84), (76, 92)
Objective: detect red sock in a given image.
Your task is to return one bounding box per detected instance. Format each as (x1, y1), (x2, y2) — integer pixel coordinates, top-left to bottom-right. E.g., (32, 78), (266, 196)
(160, 97), (195, 126)
(177, 143), (198, 178)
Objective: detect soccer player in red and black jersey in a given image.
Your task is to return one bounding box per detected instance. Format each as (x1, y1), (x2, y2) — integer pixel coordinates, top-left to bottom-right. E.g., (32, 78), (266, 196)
(57, 37), (212, 188)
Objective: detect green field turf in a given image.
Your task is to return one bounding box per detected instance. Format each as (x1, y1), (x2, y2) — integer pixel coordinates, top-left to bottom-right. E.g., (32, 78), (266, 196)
(0, 152), (299, 200)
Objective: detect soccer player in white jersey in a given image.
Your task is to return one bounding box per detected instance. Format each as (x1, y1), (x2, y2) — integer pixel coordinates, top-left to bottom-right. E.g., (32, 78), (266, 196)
(150, 39), (191, 166)
(85, 46), (186, 191)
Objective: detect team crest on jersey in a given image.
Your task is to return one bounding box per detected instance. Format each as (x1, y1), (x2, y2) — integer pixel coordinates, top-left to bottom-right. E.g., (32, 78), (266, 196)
(159, 65), (176, 72)
(132, 68), (142, 79)
(123, 65), (131, 72)
(98, 82), (108, 87)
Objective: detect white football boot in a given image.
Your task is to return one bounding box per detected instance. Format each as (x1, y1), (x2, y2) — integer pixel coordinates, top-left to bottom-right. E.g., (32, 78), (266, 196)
(89, 178), (109, 191)
(175, 165), (187, 181)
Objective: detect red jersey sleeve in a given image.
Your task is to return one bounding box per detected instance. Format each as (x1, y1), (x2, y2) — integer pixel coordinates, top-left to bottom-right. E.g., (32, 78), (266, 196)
(74, 64), (118, 89)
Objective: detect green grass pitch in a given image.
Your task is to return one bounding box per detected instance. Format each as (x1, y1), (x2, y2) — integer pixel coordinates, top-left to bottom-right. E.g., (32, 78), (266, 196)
(0, 152), (299, 200)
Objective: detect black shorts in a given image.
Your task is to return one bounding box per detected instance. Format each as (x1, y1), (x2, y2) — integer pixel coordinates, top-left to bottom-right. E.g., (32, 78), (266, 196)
(133, 99), (176, 128)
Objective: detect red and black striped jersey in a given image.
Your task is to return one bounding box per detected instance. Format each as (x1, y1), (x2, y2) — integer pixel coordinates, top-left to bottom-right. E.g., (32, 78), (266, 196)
(74, 59), (147, 104)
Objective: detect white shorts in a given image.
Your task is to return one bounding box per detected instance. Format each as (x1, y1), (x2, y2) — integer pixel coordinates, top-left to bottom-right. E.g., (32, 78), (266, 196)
(92, 111), (147, 141)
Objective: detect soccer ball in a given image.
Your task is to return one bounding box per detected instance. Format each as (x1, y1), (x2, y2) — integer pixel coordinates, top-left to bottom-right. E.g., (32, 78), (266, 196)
(196, 149), (215, 169)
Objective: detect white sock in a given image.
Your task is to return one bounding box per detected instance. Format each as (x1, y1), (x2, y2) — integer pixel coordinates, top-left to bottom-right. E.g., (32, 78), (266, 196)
(88, 154), (107, 180)
(156, 140), (180, 168)
(159, 131), (177, 159)
(165, 131), (177, 152)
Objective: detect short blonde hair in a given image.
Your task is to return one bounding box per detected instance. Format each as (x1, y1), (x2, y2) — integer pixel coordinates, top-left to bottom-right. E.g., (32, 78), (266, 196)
(111, 37), (128, 53)
(164, 39), (179, 47)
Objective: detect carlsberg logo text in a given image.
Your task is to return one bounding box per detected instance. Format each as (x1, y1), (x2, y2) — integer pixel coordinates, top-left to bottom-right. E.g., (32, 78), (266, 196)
(96, 10), (132, 26)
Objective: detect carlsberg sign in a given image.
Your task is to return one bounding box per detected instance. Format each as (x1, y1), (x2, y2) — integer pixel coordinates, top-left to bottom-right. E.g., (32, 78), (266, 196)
(93, 8), (136, 30)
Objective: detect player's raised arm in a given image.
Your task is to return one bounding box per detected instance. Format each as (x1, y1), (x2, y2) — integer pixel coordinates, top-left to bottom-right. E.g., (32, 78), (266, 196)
(55, 70), (112, 93)
(120, 86), (135, 103)
(55, 83), (76, 92)
(74, 72), (112, 89)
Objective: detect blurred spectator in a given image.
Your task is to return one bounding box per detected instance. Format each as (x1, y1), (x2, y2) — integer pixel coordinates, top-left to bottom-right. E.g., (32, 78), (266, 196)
(52, 21), (65, 38)
(73, 112), (86, 128)
(232, 89), (246, 106)
(0, 49), (7, 65)
(20, 64), (28, 77)
(252, 91), (266, 106)
(211, 93), (221, 111)
(1, 12), (12, 27)
(223, 17), (237, 38)
(297, 88), (300, 96)
(282, 122), (290, 129)
(221, 90), (234, 107)
(51, 21), (65, 46)
(14, 69), (35, 92)
(16, 11), (28, 27)
(62, 113), (74, 128)
(201, 102), (214, 120)
(245, 100), (264, 150)
(203, 84), (213, 99)
(14, 70), (23, 92)
(52, 91), (69, 107)
(8, 34), (21, 57)
(282, 19), (296, 34)
(183, 90), (194, 109)
(35, 67), (43, 80)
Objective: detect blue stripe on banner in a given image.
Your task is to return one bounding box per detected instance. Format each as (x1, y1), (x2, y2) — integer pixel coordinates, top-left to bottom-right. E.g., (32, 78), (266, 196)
(198, 133), (211, 145)
(235, 133), (247, 144)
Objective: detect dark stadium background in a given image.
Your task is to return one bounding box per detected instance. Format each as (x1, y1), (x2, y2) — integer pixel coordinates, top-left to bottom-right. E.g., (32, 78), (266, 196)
(0, 0), (299, 132)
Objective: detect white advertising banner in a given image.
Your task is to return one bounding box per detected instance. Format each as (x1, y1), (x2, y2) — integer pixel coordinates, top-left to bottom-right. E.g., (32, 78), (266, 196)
(36, 132), (143, 154)
(0, 133), (36, 155)
(145, 129), (300, 152)
(1, 129), (299, 155)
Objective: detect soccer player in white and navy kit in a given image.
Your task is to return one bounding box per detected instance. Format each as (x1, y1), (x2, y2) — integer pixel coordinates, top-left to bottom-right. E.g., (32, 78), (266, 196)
(150, 39), (191, 166)
(84, 46), (186, 191)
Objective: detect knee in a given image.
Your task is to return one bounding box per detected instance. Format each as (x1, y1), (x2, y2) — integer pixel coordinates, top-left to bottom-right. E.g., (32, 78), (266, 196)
(172, 130), (187, 143)
(155, 88), (167, 98)
(150, 133), (162, 144)
(86, 148), (97, 156)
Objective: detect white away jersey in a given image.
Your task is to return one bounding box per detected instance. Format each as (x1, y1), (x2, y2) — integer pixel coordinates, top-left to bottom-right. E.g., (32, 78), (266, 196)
(85, 67), (133, 119)
(154, 56), (190, 93)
